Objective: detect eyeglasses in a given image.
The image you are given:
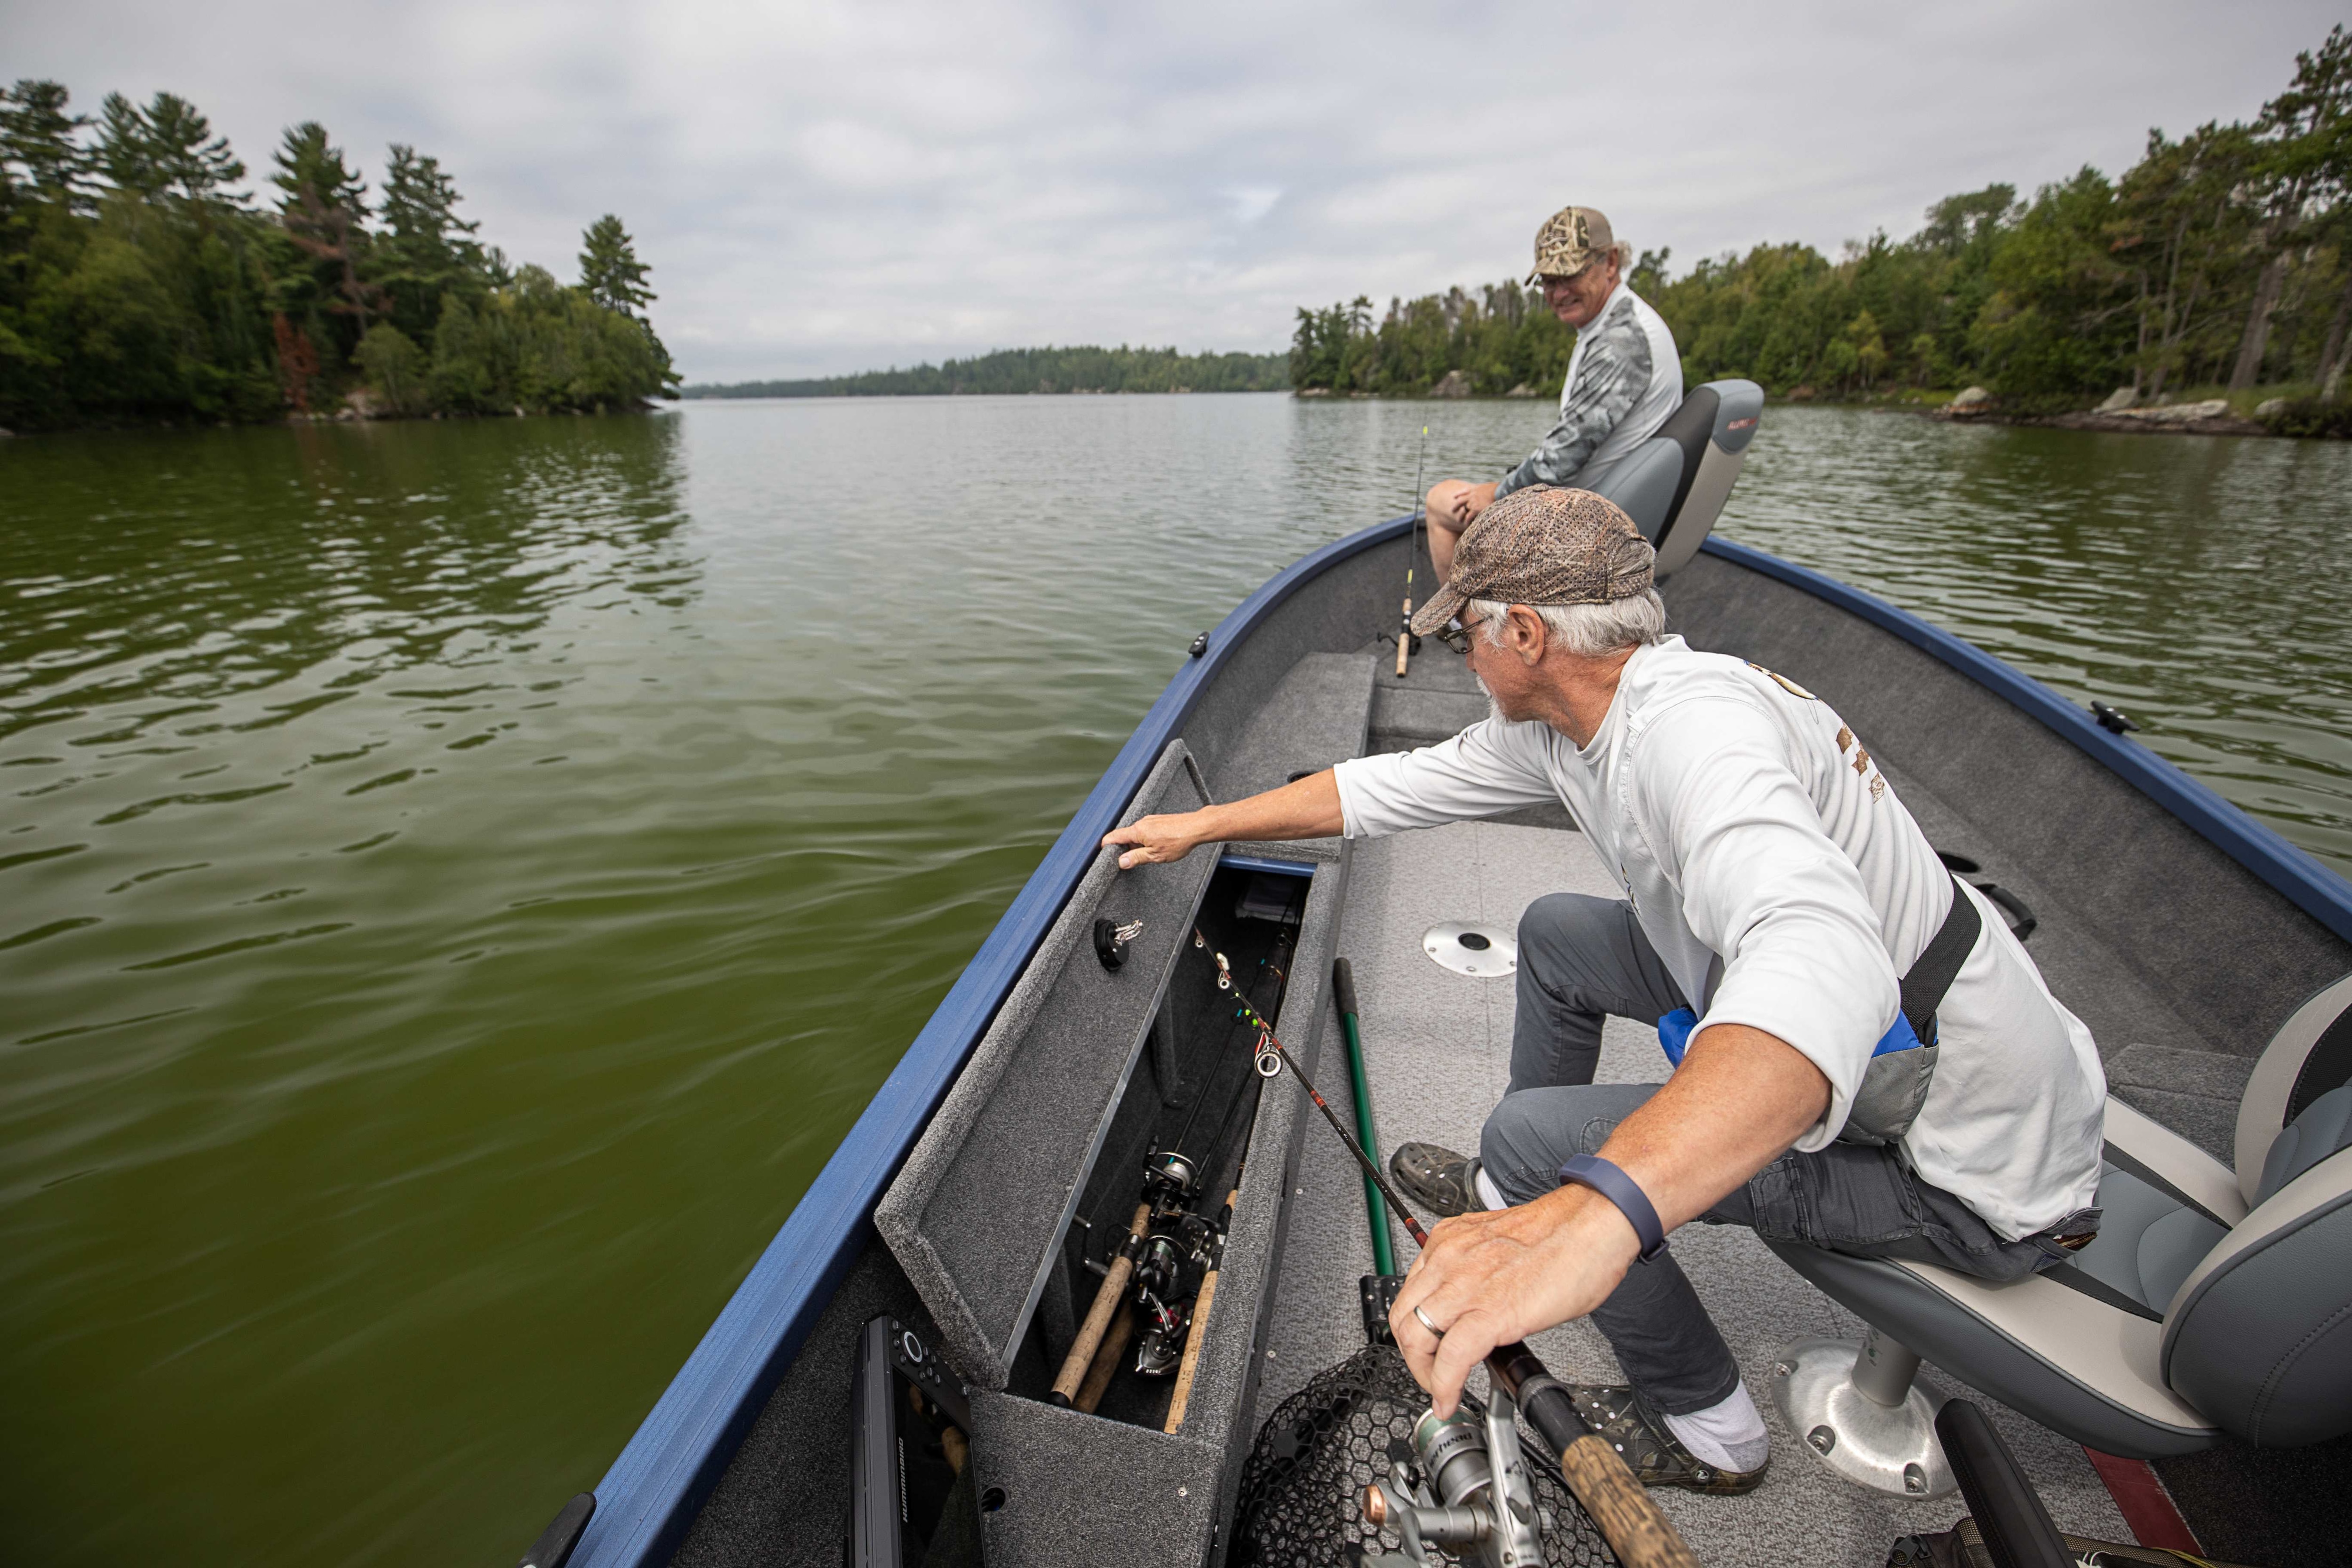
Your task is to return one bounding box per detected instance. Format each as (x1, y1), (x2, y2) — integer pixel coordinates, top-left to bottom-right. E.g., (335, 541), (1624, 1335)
(1438, 616), (1486, 655)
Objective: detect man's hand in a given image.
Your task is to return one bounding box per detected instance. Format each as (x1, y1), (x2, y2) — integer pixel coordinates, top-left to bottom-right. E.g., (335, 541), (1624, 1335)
(1389, 1187), (1641, 1417)
(1099, 770), (1344, 869)
(1102, 810), (1210, 869)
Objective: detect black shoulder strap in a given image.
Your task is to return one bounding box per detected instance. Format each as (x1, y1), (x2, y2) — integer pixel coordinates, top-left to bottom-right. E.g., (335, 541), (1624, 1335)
(1900, 874), (1982, 1042)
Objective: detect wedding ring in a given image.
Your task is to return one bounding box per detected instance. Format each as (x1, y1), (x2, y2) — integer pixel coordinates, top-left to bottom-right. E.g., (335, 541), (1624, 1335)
(1412, 1305), (1443, 1338)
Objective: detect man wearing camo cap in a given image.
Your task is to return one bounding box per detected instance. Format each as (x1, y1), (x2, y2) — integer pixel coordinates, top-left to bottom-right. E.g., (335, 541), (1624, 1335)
(1423, 206), (1683, 581)
(1104, 486), (2106, 1499)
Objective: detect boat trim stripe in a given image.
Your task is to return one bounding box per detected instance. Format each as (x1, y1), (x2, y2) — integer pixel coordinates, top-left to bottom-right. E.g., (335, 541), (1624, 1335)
(1699, 537), (2352, 945)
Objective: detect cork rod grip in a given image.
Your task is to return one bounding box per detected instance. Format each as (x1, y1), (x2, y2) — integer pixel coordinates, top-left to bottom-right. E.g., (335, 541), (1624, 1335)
(1073, 1304), (1134, 1414)
(1489, 1342), (1698, 1568)
(1049, 1203), (1152, 1406)
(1394, 598), (1412, 677)
(1554, 1433), (1701, 1568)
(1160, 1267), (1216, 1433)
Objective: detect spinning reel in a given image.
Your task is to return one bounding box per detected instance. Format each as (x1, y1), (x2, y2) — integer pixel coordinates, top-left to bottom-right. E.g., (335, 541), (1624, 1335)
(1362, 1385), (1545, 1568)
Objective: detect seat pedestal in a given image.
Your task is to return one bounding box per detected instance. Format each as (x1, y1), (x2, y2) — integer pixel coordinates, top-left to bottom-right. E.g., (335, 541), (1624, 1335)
(1769, 1329), (1957, 1498)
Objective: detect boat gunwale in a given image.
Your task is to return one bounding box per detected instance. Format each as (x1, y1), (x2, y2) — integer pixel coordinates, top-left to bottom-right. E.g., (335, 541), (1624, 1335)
(1699, 537), (2352, 945)
(566, 524), (2351, 1568)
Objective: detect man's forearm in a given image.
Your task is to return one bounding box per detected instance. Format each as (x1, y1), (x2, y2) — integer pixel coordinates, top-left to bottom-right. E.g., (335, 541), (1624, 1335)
(1589, 1022), (1829, 1232)
(1104, 769), (1343, 868)
(1201, 769), (1345, 842)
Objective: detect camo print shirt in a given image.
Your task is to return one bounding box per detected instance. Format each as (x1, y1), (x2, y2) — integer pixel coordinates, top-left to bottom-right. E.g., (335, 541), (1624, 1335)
(1494, 285), (1683, 499)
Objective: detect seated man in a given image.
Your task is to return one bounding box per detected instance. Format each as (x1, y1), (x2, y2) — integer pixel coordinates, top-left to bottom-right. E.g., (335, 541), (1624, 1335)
(1424, 207), (1682, 581)
(1104, 487), (2105, 1494)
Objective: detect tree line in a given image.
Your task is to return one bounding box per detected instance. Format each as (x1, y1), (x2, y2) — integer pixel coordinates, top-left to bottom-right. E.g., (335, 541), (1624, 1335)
(1292, 27), (2352, 422)
(681, 343), (1289, 399)
(0, 79), (678, 433)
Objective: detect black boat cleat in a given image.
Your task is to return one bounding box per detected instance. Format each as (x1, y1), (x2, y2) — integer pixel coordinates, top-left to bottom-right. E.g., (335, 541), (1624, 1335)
(1563, 1382), (1769, 1495)
(1388, 1142), (1486, 1218)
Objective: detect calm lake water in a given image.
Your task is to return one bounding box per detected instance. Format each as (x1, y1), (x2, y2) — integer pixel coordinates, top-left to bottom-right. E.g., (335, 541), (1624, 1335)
(4, 398), (2348, 1565)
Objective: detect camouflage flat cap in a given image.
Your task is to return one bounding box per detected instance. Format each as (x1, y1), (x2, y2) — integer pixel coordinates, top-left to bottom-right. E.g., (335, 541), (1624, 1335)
(1411, 487), (1654, 637)
(1526, 205), (1615, 283)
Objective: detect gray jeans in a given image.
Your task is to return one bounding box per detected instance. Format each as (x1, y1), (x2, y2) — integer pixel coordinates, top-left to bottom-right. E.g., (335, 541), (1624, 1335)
(1484, 894), (2056, 1415)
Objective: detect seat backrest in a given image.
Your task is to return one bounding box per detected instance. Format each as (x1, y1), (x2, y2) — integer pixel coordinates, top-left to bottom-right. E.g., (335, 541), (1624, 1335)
(1582, 380), (1763, 578)
(2161, 1134), (2352, 1446)
(2234, 973), (2352, 1205)
(2153, 975), (2352, 1446)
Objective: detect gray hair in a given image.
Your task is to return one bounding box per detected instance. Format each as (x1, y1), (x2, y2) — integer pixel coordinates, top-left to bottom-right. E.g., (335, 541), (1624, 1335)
(1469, 589), (1666, 658)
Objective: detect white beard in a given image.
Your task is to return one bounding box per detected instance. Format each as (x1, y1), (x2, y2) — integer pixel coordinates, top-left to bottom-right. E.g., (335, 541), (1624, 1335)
(1474, 670), (1508, 725)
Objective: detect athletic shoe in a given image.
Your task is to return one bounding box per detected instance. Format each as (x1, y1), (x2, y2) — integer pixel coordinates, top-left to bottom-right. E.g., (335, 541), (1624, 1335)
(1389, 1142), (1485, 1218)
(1562, 1383), (1769, 1495)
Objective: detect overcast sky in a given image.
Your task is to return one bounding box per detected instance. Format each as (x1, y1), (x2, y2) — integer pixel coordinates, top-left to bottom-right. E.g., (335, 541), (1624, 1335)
(8, 2), (2344, 382)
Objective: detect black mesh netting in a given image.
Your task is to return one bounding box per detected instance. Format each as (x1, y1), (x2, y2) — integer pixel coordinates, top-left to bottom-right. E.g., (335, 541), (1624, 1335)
(1232, 1344), (1619, 1568)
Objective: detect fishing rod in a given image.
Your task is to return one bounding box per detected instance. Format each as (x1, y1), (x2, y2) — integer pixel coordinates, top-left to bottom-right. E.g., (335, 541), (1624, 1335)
(1050, 930), (1286, 1411)
(1197, 933), (1700, 1568)
(1203, 935), (1430, 1246)
(1394, 423), (1428, 679)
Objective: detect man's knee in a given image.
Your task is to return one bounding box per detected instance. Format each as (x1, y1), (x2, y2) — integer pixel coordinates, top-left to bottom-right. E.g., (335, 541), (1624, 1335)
(1481, 1084), (1660, 1204)
(1516, 892), (1626, 980)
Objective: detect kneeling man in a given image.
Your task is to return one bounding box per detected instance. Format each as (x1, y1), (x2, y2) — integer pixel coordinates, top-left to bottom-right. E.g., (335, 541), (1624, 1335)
(1104, 487), (2106, 1493)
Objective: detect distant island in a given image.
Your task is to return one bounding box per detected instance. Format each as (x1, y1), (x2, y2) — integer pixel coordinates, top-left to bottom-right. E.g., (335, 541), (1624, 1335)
(681, 344), (1288, 399)
(1292, 25), (2349, 435)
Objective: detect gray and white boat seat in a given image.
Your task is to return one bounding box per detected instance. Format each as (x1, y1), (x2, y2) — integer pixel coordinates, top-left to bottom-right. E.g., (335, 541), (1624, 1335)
(1581, 379), (1765, 577)
(1770, 972), (2352, 1487)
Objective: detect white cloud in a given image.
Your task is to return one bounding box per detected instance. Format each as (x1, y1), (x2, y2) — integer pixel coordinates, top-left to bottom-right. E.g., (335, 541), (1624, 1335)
(5, 0), (2343, 380)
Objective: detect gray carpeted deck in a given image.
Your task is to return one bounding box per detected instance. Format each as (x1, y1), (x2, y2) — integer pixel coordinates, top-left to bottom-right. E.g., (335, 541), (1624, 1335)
(1254, 812), (2135, 1568)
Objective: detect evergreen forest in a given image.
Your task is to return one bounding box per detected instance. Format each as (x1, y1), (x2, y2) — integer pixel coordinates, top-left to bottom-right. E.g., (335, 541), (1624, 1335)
(681, 343), (1288, 399)
(0, 80), (677, 432)
(1291, 28), (2352, 424)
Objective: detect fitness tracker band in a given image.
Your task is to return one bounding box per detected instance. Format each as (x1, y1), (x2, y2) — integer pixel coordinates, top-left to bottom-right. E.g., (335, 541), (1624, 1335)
(1557, 1154), (1668, 1263)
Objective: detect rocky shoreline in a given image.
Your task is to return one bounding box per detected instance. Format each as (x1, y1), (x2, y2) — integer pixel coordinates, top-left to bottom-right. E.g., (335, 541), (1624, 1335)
(1934, 386), (2270, 437)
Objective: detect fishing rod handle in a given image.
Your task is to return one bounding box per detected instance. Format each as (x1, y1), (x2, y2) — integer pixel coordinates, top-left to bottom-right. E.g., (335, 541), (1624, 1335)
(1394, 597), (1413, 677)
(1332, 957), (1360, 1019)
(1073, 1305), (1135, 1415)
(1487, 1343), (1700, 1568)
(1163, 1184), (1241, 1431)
(1050, 1202), (1152, 1406)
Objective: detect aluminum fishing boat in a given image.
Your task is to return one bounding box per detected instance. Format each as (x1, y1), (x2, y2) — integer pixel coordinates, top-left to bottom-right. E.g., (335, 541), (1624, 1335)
(519, 384), (2352, 1568)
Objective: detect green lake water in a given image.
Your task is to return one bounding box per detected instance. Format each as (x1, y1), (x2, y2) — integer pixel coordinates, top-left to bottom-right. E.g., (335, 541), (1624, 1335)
(3, 398), (2347, 1564)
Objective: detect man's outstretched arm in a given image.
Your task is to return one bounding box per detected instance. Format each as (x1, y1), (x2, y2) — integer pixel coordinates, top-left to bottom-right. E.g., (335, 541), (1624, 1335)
(1101, 769), (1343, 869)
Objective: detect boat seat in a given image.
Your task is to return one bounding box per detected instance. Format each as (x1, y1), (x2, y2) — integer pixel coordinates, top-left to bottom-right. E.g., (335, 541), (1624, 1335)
(1581, 379), (1762, 577)
(1767, 973), (2352, 1483)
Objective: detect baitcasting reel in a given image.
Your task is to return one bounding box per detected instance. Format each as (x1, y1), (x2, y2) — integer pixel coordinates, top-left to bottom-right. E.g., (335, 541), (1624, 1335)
(1361, 1385), (1544, 1568)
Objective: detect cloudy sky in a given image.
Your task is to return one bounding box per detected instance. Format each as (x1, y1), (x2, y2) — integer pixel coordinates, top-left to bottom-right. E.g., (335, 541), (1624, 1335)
(8, 2), (2343, 382)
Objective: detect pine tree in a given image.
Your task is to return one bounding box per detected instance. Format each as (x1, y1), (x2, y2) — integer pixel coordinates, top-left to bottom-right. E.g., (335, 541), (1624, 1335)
(95, 92), (164, 199)
(375, 144), (486, 338)
(273, 122), (381, 333)
(0, 80), (89, 205)
(578, 214), (653, 318)
(143, 93), (246, 207)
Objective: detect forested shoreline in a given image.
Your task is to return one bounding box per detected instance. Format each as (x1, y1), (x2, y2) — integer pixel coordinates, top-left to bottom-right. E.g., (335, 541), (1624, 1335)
(1292, 28), (2352, 431)
(681, 343), (1287, 399)
(0, 80), (677, 434)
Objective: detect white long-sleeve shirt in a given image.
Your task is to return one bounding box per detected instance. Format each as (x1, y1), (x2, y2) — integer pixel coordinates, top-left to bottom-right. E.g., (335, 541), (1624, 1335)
(1333, 636), (2105, 1241)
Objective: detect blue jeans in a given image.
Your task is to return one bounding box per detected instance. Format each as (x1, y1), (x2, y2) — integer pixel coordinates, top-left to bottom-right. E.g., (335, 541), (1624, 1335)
(1483, 894), (2053, 1416)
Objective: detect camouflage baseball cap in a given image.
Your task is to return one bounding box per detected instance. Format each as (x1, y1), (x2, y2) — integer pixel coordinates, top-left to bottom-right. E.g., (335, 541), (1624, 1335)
(1526, 206), (1615, 283)
(1411, 487), (1654, 637)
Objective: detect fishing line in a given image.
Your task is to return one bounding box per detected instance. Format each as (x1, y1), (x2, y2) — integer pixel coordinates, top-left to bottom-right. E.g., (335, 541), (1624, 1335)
(1194, 928), (1431, 1248)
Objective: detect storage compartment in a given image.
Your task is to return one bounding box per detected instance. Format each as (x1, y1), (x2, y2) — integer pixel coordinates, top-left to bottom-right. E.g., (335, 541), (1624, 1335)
(1009, 861), (1312, 1428)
